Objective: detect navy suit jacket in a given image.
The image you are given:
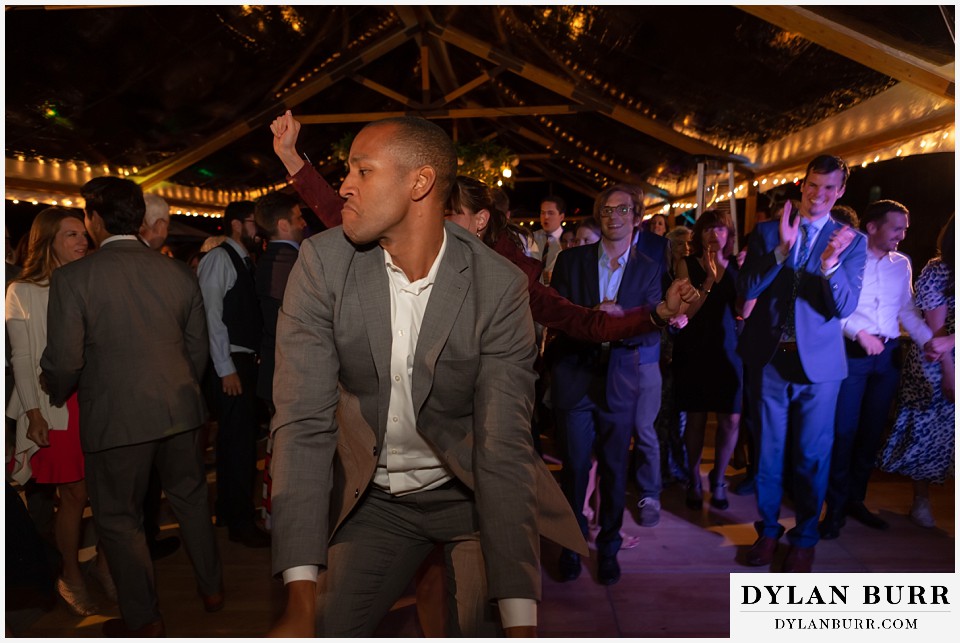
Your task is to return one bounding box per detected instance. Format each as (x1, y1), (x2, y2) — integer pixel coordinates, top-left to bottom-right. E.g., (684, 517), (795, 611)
(548, 239), (664, 410)
(737, 217), (866, 382)
(254, 241), (300, 402)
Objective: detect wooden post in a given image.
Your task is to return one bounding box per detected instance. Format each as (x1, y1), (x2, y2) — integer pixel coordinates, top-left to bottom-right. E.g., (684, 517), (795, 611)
(727, 162), (739, 252)
(695, 161), (706, 220)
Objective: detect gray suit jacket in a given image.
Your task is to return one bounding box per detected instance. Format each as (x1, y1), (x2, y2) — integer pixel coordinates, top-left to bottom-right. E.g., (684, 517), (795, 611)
(41, 239), (209, 453)
(269, 222), (585, 602)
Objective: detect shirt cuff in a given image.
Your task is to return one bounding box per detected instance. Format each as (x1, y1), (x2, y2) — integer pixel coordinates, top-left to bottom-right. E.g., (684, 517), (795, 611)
(282, 565), (319, 584)
(212, 355), (237, 378)
(498, 598), (537, 629)
(821, 263), (841, 278)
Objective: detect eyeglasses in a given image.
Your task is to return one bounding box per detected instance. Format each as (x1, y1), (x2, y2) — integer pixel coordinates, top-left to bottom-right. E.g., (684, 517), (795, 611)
(599, 205), (633, 218)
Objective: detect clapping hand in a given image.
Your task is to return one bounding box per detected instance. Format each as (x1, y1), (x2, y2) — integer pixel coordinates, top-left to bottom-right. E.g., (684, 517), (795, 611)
(777, 201), (799, 254)
(820, 225), (857, 271)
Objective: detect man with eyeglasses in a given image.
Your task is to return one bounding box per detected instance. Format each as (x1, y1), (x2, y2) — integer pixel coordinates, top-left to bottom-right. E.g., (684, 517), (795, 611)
(548, 184), (668, 586)
(197, 201), (269, 548)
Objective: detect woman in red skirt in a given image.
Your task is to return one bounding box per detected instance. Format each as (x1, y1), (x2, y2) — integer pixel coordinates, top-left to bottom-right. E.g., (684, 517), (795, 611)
(7, 207), (112, 616)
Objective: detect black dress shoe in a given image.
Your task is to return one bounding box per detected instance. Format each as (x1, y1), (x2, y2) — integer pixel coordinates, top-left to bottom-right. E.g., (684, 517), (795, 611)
(228, 524), (271, 548)
(818, 520), (841, 540)
(148, 535), (181, 561)
(598, 555), (621, 586)
(846, 502), (889, 530)
(558, 550), (581, 581)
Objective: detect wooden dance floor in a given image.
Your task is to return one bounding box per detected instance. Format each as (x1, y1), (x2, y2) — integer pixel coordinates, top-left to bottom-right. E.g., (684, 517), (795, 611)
(8, 432), (955, 638)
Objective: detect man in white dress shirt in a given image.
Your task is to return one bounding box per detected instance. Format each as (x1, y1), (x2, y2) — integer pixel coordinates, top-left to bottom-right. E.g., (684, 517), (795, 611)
(821, 199), (938, 539)
(267, 116), (584, 637)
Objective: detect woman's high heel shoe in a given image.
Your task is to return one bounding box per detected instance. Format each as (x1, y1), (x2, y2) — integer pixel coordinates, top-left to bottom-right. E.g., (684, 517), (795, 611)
(57, 576), (100, 616)
(709, 470), (729, 510)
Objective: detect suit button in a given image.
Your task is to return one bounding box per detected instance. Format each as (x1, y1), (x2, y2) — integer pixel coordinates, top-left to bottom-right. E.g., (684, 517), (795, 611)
(354, 489), (360, 498)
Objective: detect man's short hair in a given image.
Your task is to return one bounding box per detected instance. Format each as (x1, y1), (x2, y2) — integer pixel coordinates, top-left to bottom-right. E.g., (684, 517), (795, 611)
(830, 204), (861, 229)
(593, 183), (645, 220)
(223, 201), (256, 227)
(255, 191), (300, 238)
(143, 194), (170, 227)
(81, 176), (145, 235)
(541, 195), (566, 214)
(364, 117), (458, 203)
(804, 154), (849, 187)
(860, 199), (909, 232)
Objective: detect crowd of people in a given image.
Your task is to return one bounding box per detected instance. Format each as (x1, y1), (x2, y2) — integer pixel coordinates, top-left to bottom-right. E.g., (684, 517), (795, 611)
(4, 109), (954, 636)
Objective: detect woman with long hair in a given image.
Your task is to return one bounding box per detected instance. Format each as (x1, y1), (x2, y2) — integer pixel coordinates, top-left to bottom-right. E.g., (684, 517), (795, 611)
(671, 209), (743, 511)
(879, 215), (955, 528)
(6, 207), (111, 615)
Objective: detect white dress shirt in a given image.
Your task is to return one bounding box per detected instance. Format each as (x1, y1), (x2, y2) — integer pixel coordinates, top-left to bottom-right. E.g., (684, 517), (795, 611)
(282, 230), (535, 627)
(196, 237), (256, 377)
(842, 250), (933, 345)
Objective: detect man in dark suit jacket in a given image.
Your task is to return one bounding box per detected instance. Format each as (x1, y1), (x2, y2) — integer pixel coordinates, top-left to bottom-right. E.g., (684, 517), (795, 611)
(548, 183), (667, 586)
(738, 155), (866, 572)
(268, 117), (584, 637)
(253, 191), (306, 406)
(41, 177), (222, 636)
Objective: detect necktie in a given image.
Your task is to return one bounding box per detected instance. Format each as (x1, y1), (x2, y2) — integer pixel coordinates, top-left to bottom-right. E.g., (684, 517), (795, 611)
(541, 237), (552, 268)
(784, 222), (811, 340)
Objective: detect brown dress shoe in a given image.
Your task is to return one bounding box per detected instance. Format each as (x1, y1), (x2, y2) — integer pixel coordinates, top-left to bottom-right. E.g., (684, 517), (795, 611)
(745, 536), (778, 566)
(783, 546), (815, 573)
(102, 618), (166, 637)
(201, 591), (225, 613)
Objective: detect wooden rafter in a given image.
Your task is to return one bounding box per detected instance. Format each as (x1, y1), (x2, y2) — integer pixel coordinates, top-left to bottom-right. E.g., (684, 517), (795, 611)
(738, 5), (955, 101)
(497, 121), (670, 199)
(425, 22), (746, 162)
(296, 105), (591, 125)
(351, 75), (424, 109)
(522, 161), (599, 200)
(135, 24), (418, 191)
(431, 67), (504, 108)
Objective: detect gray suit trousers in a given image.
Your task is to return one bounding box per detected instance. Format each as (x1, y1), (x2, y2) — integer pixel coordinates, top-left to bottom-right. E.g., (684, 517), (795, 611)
(86, 428), (222, 629)
(316, 482), (500, 637)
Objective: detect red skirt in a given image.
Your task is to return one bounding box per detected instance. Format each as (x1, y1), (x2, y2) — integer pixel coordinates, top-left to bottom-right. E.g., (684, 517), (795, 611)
(29, 394), (85, 484)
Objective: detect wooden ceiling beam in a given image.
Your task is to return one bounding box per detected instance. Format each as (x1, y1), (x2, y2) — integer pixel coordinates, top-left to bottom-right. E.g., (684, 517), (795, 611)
(737, 5), (955, 101)
(426, 22), (744, 162)
(297, 105), (592, 124)
(498, 122), (670, 200)
(430, 67), (504, 108)
(351, 74), (424, 109)
(135, 24), (417, 191)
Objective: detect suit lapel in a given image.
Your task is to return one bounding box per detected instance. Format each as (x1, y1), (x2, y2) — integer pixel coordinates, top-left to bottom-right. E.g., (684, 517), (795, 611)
(354, 247), (393, 429)
(586, 244), (601, 305)
(412, 230), (470, 416)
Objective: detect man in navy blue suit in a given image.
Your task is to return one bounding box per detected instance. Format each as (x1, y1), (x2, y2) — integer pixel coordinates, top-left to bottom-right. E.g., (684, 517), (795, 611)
(738, 155), (866, 572)
(548, 183), (668, 585)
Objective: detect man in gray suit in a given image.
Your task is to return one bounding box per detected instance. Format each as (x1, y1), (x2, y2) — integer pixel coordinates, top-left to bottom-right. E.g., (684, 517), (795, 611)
(41, 177), (223, 637)
(268, 117), (585, 637)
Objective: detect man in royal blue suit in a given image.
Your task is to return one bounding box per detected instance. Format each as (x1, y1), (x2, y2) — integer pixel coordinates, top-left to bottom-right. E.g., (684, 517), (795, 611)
(548, 183), (669, 585)
(738, 155), (866, 572)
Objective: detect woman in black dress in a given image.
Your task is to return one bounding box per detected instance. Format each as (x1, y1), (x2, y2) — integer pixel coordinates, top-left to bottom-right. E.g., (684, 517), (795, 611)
(672, 209), (743, 510)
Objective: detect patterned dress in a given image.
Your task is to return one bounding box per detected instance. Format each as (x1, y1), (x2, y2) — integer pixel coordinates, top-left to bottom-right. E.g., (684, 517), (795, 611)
(878, 258), (955, 484)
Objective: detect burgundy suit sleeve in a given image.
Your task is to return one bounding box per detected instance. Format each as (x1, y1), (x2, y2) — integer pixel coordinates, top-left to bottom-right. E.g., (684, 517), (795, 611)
(288, 164), (344, 229)
(528, 279), (656, 341)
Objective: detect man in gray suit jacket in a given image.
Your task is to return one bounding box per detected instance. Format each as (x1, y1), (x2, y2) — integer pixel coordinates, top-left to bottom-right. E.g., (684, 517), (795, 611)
(268, 117), (584, 637)
(41, 177), (223, 637)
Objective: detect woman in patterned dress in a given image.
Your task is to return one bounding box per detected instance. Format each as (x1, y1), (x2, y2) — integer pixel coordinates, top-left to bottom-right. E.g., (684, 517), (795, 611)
(878, 215), (955, 528)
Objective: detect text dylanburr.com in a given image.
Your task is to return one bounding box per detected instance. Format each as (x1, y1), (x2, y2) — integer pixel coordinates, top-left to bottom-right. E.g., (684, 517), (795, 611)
(731, 573), (957, 640)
